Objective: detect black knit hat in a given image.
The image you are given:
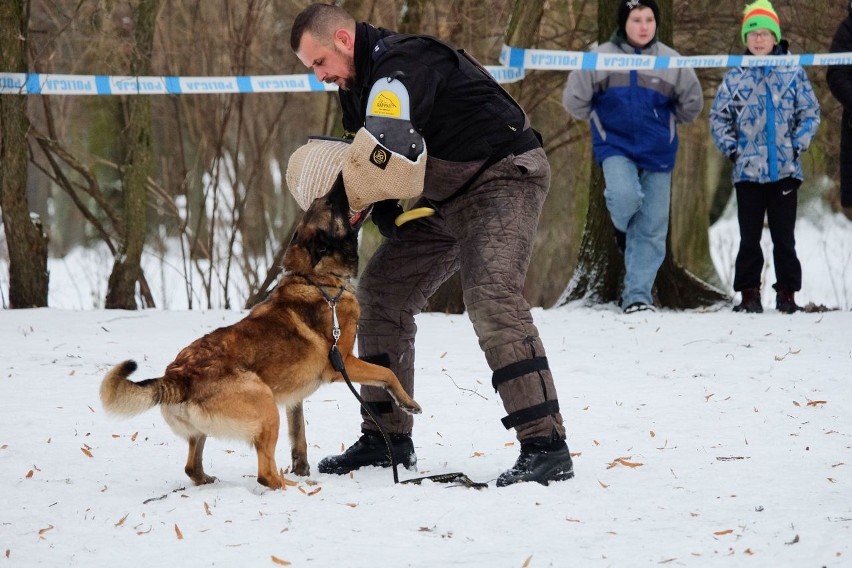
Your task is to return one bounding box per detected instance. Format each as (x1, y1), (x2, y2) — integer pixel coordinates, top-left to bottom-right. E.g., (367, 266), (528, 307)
(618, 0), (661, 36)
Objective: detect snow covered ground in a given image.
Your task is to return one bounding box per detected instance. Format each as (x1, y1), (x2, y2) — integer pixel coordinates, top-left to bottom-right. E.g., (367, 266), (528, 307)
(1, 304), (850, 567)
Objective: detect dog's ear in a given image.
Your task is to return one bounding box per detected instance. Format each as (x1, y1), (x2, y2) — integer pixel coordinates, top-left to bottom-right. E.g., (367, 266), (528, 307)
(324, 174), (371, 231)
(323, 174), (349, 214)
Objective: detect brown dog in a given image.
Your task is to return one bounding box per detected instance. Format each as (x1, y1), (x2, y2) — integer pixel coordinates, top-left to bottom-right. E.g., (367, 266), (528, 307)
(100, 178), (421, 489)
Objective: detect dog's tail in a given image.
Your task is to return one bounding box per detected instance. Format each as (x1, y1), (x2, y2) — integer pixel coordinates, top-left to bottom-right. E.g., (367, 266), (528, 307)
(100, 360), (186, 416)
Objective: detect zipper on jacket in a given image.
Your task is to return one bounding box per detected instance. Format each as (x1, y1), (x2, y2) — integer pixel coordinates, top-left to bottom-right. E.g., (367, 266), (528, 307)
(765, 71), (778, 180)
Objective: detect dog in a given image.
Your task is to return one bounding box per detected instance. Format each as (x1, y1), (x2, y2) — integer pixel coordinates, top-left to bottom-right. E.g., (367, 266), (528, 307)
(100, 178), (421, 489)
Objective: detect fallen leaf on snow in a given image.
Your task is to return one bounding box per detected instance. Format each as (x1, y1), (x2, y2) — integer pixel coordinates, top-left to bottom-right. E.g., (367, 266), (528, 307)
(714, 529), (733, 536)
(81, 447), (93, 458)
(806, 399), (827, 407)
(25, 470), (34, 479)
(345, 503), (357, 508)
(607, 457), (643, 469)
(174, 524), (184, 540)
(785, 534), (799, 545)
(522, 555), (533, 567)
(204, 502), (212, 515)
(271, 555), (291, 565)
(598, 480), (609, 489)
(115, 513), (129, 527)
(38, 525), (54, 537)
(307, 487), (322, 496)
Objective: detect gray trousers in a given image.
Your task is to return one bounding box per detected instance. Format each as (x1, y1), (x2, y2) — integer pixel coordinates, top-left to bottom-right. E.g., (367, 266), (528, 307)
(356, 148), (566, 444)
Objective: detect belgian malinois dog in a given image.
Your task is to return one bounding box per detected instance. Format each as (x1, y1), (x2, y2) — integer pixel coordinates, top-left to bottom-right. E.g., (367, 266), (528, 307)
(100, 178), (421, 489)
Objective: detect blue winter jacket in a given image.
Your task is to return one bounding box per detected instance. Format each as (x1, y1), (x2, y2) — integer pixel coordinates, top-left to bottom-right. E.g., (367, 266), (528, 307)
(709, 43), (821, 184)
(562, 32), (703, 172)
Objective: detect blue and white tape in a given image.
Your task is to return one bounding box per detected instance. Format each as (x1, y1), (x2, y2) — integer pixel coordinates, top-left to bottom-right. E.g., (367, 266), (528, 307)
(3, 47), (852, 95)
(499, 46), (852, 72)
(0, 72), (336, 95)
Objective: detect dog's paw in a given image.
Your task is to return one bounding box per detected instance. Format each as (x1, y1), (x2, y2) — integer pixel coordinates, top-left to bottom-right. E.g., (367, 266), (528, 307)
(401, 400), (422, 415)
(291, 460), (310, 477)
(257, 473), (286, 490)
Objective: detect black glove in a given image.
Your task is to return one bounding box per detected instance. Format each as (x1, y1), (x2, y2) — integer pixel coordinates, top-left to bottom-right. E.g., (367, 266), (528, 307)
(370, 200), (404, 239)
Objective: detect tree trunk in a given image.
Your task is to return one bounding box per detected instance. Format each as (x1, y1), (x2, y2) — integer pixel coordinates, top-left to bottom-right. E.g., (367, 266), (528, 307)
(560, 0), (726, 308)
(0, 0), (49, 308)
(105, 0), (160, 309)
(427, 0), (547, 314)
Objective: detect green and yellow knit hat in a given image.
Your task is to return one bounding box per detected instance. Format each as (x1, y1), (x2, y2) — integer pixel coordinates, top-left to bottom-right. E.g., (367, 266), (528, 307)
(741, 0), (781, 44)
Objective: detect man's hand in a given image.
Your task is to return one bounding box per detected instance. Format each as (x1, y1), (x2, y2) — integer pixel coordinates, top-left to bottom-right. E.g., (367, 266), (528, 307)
(371, 200), (404, 239)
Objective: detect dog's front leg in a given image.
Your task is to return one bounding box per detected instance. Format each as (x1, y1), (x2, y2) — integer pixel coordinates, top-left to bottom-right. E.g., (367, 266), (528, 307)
(337, 357), (422, 415)
(286, 402), (310, 476)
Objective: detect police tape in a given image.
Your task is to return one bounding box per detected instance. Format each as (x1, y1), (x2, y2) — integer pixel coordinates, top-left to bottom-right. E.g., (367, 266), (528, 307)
(498, 46), (852, 72)
(2, 47), (852, 95)
(0, 72), (338, 95)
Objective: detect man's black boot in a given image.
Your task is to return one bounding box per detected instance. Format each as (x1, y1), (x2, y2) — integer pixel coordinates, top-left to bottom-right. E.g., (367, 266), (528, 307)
(496, 439), (574, 487)
(317, 431), (416, 475)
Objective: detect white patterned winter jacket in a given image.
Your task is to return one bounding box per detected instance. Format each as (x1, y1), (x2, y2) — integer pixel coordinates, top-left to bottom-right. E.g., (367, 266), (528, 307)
(709, 43), (821, 184)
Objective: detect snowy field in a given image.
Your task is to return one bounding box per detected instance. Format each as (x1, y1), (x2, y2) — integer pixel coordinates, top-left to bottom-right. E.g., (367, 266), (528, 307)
(0, 306), (850, 567)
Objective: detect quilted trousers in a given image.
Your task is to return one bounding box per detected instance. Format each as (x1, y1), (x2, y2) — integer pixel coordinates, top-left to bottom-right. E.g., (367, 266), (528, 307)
(355, 148), (566, 444)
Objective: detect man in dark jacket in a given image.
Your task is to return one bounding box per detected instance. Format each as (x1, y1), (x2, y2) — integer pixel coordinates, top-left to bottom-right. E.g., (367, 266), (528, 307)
(290, 3), (573, 486)
(827, 2), (852, 208)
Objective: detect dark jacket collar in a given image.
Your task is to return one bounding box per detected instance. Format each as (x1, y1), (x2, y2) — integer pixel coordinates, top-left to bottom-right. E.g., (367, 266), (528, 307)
(353, 22), (396, 91)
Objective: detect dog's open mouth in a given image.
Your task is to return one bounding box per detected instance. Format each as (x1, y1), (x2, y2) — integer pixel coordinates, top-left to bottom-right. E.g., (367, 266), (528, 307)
(349, 205), (372, 229)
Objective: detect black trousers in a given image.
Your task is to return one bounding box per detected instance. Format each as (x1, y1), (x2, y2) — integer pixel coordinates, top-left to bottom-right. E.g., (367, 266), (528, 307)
(733, 179), (802, 292)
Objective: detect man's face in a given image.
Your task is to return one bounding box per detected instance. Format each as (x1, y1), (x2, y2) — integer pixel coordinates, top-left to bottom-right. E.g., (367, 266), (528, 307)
(296, 31), (357, 91)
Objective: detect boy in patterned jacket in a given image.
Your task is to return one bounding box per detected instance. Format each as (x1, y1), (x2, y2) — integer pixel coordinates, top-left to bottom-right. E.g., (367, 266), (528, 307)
(709, 0), (820, 314)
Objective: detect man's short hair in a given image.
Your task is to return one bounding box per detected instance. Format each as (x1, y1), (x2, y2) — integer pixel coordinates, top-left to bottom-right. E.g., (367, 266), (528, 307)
(290, 3), (355, 51)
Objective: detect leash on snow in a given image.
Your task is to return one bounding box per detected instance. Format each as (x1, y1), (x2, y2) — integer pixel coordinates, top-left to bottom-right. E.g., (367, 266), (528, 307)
(315, 282), (487, 490)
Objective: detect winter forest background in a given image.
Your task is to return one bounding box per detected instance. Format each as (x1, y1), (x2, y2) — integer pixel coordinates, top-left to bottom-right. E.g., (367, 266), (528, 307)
(1, 0), (852, 312)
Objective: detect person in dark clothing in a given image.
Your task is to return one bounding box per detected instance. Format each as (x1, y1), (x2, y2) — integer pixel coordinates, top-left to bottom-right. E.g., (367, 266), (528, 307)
(289, 4), (573, 486)
(827, 2), (852, 209)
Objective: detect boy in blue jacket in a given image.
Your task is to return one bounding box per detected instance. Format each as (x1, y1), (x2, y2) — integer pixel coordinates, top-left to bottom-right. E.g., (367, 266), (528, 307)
(563, 0), (703, 313)
(710, 0), (820, 314)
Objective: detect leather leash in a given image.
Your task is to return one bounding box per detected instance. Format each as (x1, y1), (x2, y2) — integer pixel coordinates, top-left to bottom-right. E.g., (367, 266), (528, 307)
(312, 279), (487, 489)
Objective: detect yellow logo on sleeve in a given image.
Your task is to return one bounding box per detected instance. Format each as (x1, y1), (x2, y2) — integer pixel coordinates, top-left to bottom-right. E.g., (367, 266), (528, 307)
(370, 91), (402, 118)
